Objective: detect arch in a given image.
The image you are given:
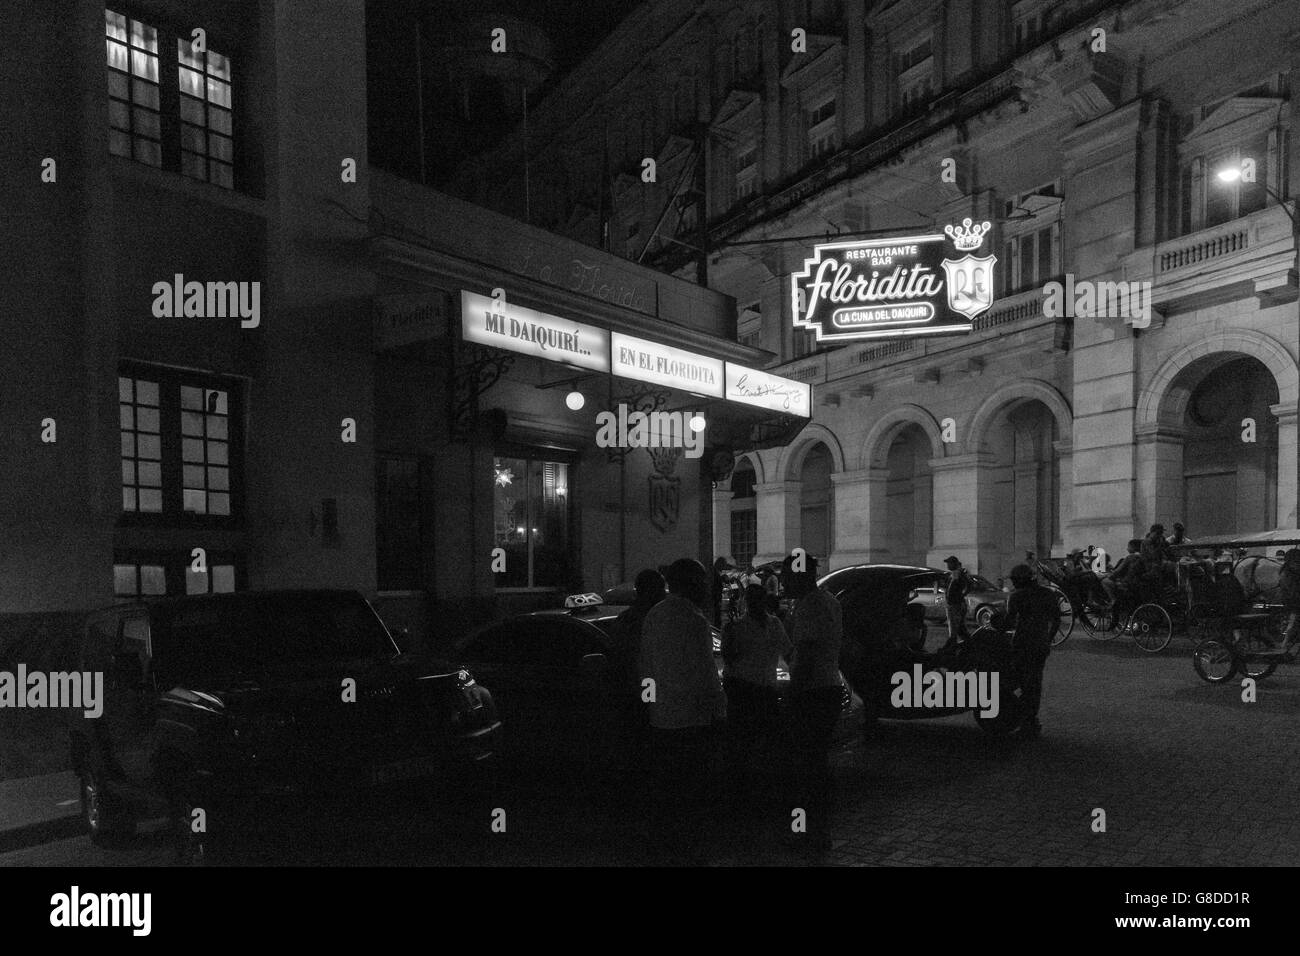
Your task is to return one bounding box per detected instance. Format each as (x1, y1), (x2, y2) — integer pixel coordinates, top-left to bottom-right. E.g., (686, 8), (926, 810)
(1137, 330), (1299, 430)
(860, 404), (945, 470)
(779, 423), (847, 481)
(967, 380), (1073, 455)
(732, 450), (764, 486)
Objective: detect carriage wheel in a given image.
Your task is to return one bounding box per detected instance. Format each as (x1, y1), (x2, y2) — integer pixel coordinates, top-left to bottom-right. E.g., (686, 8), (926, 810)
(1237, 626), (1280, 680)
(1192, 639), (1238, 684)
(1130, 603), (1172, 653)
(1049, 586), (1074, 646)
(1083, 600), (1116, 638)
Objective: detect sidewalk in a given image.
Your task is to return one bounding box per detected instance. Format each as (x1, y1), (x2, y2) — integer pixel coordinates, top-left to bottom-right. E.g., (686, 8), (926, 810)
(0, 771), (83, 852)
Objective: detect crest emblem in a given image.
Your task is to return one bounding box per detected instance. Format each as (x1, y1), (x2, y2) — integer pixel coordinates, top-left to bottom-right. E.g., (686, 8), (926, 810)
(941, 254), (997, 320)
(648, 446), (682, 533)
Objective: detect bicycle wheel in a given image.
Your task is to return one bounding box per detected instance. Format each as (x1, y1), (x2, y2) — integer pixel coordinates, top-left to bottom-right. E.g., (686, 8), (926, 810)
(1130, 603), (1172, 653)
(1237, 627), (1279, 680)
(1192, 639), (1238, 684)
(1049, 586), (1074, 646)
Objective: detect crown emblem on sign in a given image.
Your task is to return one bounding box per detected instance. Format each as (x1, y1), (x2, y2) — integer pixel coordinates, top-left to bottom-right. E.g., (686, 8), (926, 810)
(944, 218), (992, 251)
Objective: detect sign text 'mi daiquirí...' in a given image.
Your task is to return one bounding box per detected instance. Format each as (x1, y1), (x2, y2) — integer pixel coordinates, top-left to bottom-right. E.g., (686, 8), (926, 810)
(790, 219), (998, 343)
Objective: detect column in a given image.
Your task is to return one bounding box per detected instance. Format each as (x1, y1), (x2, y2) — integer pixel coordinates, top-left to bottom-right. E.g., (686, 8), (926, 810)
(829, 469), (875, 569)
(1134, 423), (1185, 534)
(753, 480), (801, 566)
(712, 487), (734, 561)
(1272, 401), (1298, 529)
(1053, 438), (1073, 554)
(927, 453), (995, 574)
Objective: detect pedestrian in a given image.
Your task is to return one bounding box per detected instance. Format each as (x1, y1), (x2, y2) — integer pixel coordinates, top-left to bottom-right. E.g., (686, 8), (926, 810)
(1273, 548), (1300, 654)
(609, 569), (665, 779)
(721, 583), (792, 810)
(1169, 522), (1188, 547)
(639, 557), (726, 864)
(1003, 563), (1061, 739)
(941, 555), (972, 651)
(711, 556), (732, 627)
(783, 552), (843, 852)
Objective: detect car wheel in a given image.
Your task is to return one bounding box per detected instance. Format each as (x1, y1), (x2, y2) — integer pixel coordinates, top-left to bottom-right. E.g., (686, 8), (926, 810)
(81, 770), (135, 847)
(975, 605), (995, 628)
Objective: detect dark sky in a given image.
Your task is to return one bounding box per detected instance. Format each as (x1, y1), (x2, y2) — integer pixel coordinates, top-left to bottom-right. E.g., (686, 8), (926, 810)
(367, 0), (646, 184)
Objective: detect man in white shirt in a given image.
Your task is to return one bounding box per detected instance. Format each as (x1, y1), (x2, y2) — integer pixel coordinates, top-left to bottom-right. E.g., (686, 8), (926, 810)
(639, 557), (726, 863)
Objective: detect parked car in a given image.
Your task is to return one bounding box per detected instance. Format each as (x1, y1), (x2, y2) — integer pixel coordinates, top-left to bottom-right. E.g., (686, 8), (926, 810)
(907, 570), (1008, 627)
(69, 589), (500, 852)
(457, 610), (862, 771)
(819, 564), (1021, 734)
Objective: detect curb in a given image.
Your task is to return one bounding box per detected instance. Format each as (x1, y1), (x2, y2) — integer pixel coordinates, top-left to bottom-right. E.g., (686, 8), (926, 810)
(0, 814), (85, 855)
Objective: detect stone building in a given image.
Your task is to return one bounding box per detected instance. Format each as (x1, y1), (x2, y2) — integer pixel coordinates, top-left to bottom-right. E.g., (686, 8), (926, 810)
(452, 0), (1300, 579)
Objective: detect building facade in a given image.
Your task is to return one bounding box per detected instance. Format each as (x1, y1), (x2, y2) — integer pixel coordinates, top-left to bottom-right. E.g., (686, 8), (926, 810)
(1, 0), (804, 655)
(453, 0), (1300, 579)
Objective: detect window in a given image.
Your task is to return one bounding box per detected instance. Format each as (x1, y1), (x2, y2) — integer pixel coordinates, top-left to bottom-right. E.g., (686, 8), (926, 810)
(1000, 180), (1062, 295)
(731, 509), (757, 569)
(1011, 0), (1054, 52)
(105, 9), (235, 190)
(376, 456), (422, 591)
(185, 558), (237, 595)
(493, 456), (571, 589)
(807, 96), (838, 160)
(118, 366), (242, 522)
(106, 10), (161, 167)
(735, 142), (759, 200)
(896, 35), (934, 115)
(739, 329), (762, 349)
(120, 375), (162, 512)
(177, 41), (234, 188)
(114, 560), (167, 600)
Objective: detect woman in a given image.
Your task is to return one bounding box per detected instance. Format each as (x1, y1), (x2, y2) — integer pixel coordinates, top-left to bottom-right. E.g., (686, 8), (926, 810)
(722, 583), (793, 800)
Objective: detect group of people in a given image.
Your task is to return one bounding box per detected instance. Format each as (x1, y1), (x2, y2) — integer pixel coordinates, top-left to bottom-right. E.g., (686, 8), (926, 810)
(609, 554), (844, 861)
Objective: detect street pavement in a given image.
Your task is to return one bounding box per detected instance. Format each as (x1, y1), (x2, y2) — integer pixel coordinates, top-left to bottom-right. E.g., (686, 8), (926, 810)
(3, 628), (1297, 867)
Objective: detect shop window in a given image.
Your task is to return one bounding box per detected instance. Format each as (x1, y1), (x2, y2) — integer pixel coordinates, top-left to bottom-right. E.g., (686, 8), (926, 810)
(376, 456), (422, 591)
(118, 365), (242, 523)
(493, 456), (571, 589)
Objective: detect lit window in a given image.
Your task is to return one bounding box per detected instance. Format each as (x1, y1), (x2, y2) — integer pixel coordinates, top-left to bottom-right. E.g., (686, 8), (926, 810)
(120, 376), (163, 512)
(114, 562), (167, 599)
(493, 457), (571, 589)
(181, 386), (231, 516)
(106, 10), (161, 167)
(178, 40), (234, 188)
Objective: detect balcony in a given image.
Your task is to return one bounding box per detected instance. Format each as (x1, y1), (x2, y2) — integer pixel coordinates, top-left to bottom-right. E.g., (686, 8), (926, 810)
(1123, 203), (1297, 315)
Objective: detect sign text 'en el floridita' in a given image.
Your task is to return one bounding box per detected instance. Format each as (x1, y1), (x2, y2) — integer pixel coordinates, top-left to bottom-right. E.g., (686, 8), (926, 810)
(790, 218), (997, 343)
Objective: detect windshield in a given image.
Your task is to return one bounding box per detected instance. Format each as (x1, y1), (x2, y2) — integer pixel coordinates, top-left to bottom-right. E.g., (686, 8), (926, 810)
(154, 592), (396, 683)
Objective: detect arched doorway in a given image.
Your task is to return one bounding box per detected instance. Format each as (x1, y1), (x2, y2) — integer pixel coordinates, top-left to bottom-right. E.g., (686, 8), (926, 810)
(1179, 356), (1278, 536)
(984, 400), (1060, 573)
(729, 458), (758, 568)
(884, 425), (933, 565)
(799, 443), (833, 561)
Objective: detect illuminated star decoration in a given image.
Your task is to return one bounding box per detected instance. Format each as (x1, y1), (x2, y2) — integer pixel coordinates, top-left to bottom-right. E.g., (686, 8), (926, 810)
(494, 465), (515, 487)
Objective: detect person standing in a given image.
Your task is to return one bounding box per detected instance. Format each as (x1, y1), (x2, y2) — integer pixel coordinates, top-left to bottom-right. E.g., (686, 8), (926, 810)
(609, 569), (666, 779)
(1274, 549), (1300, 653)
(639, 558), (726, 864)
(942, 555), (973, 650)
(784, 552), (843, 852)
(721, 583), (792, 807)
(1004, 563), (1061, 739)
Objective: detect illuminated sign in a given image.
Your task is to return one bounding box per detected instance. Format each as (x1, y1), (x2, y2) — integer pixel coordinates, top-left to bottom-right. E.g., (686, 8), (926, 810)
(610, 332), (725, 398)
(461, 291), (609, 371)
(724, 364), (811, 418)
(790, 219), (997, 342)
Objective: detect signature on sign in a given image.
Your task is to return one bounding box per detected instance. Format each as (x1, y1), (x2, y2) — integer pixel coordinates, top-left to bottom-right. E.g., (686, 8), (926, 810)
(732, 374), (805, 411)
